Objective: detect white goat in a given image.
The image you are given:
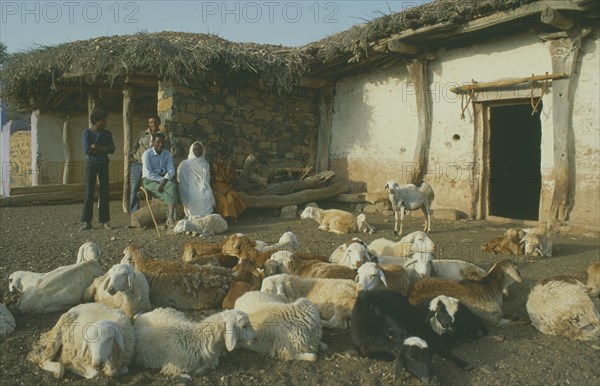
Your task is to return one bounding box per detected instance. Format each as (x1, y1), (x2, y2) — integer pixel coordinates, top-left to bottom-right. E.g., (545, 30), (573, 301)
(134, 308), (256, 376)
(173, 214), (228, 236)
(235, 292), (327, 361)
(261, 274), (358, 329)
(384, 180), (434, 236)
(0, 304), (16, 337)
(27, 303), (135, 379)
(83, 263), (151, 318)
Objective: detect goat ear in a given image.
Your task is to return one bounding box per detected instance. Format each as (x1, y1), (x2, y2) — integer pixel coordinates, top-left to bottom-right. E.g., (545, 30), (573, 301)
(128, 270), (135, 291)
(354, 274), (359, 283)
(378, 270), (388, 288)
(114, 330), (125, 353)
(224, 319), (238, 352)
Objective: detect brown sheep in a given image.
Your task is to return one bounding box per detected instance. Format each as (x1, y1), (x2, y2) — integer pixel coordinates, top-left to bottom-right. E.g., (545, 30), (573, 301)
(268, 251), (357, 280)
(182, 240), (239, 268)
(482, 228), (525, 255)
(222, 259), (263, 309)
(121, 245), (233, 310)
(409, 259), (522, 325)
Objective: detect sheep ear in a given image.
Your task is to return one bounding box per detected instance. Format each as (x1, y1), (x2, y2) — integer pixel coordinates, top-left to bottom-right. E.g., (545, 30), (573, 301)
(81, 338), (89, 356)
(355, 274), (359, 283)
(114, 330), (125, 353)
(379, 270), (388, 288)
(103, 276), (110, 291)
(224, 319), (238, 352)
(128, 270), (135, 291)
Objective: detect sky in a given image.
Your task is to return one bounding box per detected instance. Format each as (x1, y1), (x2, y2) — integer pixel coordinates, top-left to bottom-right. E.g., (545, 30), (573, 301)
(0, 0), (431, 53)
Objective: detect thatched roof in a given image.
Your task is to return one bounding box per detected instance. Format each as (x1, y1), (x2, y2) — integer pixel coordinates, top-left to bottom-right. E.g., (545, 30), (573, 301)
(304, 0), (540, 65)
(1, 31), (311, 110)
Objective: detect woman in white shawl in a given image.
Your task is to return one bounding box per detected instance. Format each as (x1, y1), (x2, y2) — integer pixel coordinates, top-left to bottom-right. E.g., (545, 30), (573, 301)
(177, 142), (215, 217)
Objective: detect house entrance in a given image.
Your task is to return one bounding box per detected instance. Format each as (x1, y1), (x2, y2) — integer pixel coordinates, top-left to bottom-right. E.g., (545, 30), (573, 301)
(488, 103), (542, 220)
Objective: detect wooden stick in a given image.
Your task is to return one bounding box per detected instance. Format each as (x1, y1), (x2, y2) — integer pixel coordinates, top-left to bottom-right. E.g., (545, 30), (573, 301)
(141, 187), (161, 238)
(299, 166), (313, 181)
(451, 73), (567, 94)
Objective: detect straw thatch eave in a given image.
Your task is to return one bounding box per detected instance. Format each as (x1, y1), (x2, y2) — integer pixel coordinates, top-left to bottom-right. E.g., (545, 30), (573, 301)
(0, 31), (312, 111)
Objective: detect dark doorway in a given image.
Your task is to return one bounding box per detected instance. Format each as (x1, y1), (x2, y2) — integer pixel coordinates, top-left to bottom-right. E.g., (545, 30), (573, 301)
(489, 103), (542, 220)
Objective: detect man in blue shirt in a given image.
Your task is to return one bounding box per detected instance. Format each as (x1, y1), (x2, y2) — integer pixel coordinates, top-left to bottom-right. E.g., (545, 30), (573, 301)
(142, 133), (178, 227)
(80, 109), (115, 230)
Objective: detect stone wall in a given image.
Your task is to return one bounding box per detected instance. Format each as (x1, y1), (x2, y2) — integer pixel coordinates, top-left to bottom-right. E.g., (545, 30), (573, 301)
(9, 130), (32, 187)
(157, 80), (319, 171)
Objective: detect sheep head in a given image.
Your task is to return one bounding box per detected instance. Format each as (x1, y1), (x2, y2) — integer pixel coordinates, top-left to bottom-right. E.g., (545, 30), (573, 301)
(222, 233), (253, 257)
(221, 310), (256, 352)
(77, 241), (102, 264)
(121, 245), (147, 265)
(8, 272), (23, 293)
(494, 259), (522, 283)
(355, 262), (387, 291)
(587, 261), (600, 298)
(384, 180), (400, 194)
(104, 264), (135, 295)
(341, 239), (373, 269)
(300, 206), (318, 220)
(396, 337), (435, 384)
(407, 252), (433, 278)
(80, 320), (124, 371)
(427, 295), (460, 336)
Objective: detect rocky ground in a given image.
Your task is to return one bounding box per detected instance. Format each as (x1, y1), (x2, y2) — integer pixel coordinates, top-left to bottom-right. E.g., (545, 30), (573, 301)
(0, 200), (599, 386)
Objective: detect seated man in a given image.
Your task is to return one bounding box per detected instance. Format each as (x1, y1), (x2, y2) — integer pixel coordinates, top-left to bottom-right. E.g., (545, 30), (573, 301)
(141, 133), (178, 227)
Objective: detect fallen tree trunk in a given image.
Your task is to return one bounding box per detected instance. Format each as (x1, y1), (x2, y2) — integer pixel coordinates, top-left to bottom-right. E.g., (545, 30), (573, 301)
(331, 191), (389, 204)
(10, 182), (122, 195)
(257, 170), (335, 196)
(0, 190), (122, 207)
(239, 182), (350, 209)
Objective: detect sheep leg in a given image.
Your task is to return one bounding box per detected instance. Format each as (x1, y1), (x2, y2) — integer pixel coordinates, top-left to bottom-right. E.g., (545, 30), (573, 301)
(397, 207), (405, 237)
(318, 224), (329, 232)
(41, 360), (64, 379)
(161, 362), (187, 376)
(421, 205), (431, 233)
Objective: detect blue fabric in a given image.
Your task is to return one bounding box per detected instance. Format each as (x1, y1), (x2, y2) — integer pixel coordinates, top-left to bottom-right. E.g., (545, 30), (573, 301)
(80, 163), (110, 223)
(129, 161), (143, 212)
(142, 148), (175, 182)
(82, 128), (115, 165)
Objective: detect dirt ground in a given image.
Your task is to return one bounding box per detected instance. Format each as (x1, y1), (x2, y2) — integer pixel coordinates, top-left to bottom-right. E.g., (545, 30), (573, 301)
(0, 200), (599, 386)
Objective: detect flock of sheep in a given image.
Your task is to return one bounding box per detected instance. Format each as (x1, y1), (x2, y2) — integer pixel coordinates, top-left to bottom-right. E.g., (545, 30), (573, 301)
(0, 179), (598, 383)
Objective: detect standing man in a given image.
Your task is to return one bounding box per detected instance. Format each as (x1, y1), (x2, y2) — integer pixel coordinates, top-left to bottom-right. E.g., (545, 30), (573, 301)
(129, 115), (169, 213)
(142, 133), (178, 227)
(81, 108), (115, 230)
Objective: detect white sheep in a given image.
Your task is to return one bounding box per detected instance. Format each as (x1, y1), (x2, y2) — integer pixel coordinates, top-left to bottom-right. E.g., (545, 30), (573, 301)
(255, 231), (300, 253)
(521, 226), (553, 257)
(0, 304), (16, 337)
(235, 292), (327, 361)
(83, 263), (152, 318)
(527, 269), (600, 341)
(356, 213), (376, 234)
(134, 308), (256, 376)
(355, 262), (411, 295)
(173, 214), (228, 236)
(329, 238), (374, 269)
(233, 290), (287, 311)
(261, 274), (358, 329)
(27, 303), (135, 379)
(368, 231), (436, 257)
(384, 180), (434, 236)
(300, 206), (358, 234)
(16, 246), (104, 313)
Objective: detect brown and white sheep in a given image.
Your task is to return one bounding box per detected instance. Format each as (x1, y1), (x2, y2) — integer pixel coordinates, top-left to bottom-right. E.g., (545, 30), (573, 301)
(121, 245), (233, 310)
(267, 251), (357, 280)
(409, 259), (522, 325)
(300, 207), (358, 235)
(481, 228), (525, 255)
(181, 239), (239, 268)
(222, 259), (264, 309)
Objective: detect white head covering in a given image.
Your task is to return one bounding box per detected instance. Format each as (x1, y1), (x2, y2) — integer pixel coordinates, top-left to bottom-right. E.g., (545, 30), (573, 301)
(177, 142), (215, 217)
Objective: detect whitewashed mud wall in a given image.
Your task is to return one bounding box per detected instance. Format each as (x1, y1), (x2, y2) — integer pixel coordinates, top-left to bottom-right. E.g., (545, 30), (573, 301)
(329, 66), (419, 191)
(329, 30), (599, 229)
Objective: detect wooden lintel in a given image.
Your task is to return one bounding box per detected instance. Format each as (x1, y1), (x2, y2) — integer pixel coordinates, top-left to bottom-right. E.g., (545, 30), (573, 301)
(387, 40), (422, 55)
(541, 7), (575, 30)
(299, 77), (333, 88)
(450, 73), (567, 94)
(125, 74), (158, 86)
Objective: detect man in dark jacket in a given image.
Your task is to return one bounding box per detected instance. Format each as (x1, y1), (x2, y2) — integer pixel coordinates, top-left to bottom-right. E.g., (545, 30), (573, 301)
(80, 108), (115, 230)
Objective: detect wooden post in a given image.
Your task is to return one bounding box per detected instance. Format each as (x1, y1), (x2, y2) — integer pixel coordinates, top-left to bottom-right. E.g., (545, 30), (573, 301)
(62, 115), (71, 184)
(30, 110), (39, 186)
(87, 89), (96, 127)
(543, 36), (581, 226)
(122, 85), (134, 213)
(316, 86), (335, 172)
(406, 59), (432, 184)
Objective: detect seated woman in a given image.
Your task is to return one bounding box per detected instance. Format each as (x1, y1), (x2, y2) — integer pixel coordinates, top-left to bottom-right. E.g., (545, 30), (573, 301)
(177, 142), (215, 218)
(211, 151), (247, 224)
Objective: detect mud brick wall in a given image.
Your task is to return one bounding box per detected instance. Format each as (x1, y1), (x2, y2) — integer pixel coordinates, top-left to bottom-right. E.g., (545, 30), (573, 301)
(157, 80), (319, 169)
(9, 130), (32, 187)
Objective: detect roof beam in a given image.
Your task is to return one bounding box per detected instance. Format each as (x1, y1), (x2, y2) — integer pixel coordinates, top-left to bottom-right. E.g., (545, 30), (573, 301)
(541, 7), (575, 30)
